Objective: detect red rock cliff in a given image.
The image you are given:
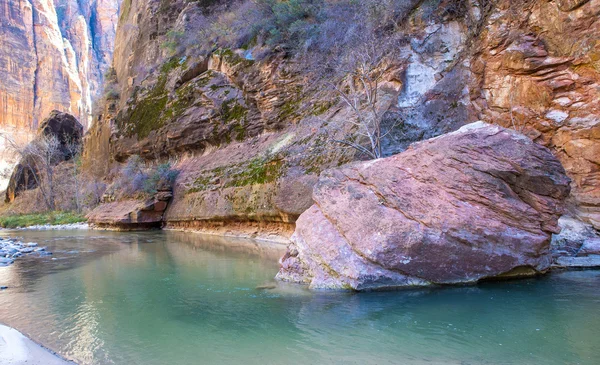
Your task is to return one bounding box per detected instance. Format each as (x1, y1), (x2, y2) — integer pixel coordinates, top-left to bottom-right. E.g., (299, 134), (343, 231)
(0, 0), (120, 134)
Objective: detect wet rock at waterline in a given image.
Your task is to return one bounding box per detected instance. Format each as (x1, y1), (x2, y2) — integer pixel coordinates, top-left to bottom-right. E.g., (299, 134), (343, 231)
(87, 196), (172, 230)
(551, 217), (600, 268)
(0, 238), (52, 266)
(277, 122), (572, 290)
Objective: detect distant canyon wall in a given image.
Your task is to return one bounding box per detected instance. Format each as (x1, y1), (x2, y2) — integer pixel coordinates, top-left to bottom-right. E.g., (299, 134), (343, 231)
(0, 0), (120, 186)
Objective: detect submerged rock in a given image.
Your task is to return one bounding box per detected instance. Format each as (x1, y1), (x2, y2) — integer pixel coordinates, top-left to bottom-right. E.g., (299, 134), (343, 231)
(277, 122), (571, 290)
(0, 238), (53, 265)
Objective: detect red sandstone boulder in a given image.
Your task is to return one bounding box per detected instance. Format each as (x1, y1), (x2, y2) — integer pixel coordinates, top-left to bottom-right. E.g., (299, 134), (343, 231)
(277, 122), (572, 290)
(87, 198), (170, 230)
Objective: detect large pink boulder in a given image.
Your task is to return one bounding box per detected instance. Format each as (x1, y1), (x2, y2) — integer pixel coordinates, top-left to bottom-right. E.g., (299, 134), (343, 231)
(277, 122), (571, 290)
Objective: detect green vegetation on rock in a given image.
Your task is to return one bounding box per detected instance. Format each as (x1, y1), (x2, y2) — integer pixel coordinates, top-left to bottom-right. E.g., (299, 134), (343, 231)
(186, 155), (285, 195)
(119, 57), (188, 139)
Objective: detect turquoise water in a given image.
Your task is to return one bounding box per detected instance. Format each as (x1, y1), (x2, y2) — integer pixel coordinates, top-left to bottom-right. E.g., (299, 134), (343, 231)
(0, 230), (599, 365)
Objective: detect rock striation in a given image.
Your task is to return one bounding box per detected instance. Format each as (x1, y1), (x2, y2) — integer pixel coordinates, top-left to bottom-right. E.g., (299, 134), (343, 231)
(473, 0), (600, 230)
(277, 123), (571, 290)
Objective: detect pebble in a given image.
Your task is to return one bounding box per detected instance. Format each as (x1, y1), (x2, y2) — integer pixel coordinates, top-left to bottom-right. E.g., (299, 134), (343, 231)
(0, 286), (8, 290)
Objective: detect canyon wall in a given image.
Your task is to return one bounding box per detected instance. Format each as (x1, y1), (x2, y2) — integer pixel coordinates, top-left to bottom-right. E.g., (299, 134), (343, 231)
(86, 0), (599, 236)
(0, 0), (120, 187)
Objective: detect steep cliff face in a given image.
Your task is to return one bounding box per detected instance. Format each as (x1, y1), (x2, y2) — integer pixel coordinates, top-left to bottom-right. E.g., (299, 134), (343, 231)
(0, 0), (120, 140)
(87, 0), (600, 236)
(0, 0), (120, 188)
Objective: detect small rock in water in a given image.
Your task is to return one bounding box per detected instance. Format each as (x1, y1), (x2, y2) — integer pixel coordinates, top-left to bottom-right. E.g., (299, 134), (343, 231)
(26, 242), (38, 247)
(34, 247), (46, 252)
(0, 257), (14, 266)
(0, 286), (8, 290)
(256, 283), (277, 290)
(20, 248), (35, 254)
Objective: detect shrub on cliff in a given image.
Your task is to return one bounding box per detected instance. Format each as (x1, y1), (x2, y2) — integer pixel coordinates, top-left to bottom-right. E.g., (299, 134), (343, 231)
(193, 0), (472, 55)
(111, 156), (179, 200)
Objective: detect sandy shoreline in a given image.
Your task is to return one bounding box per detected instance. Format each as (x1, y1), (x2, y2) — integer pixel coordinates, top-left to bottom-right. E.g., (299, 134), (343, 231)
(0, 324), (74, 365)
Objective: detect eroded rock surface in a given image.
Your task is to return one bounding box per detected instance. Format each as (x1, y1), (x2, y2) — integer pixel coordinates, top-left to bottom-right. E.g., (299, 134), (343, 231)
(87, 195), (171, 230)
(277, 123), (571, 290)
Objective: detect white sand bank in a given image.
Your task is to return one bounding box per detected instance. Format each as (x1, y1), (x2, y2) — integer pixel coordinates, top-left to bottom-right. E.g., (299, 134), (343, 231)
(0, 325), (74, 365)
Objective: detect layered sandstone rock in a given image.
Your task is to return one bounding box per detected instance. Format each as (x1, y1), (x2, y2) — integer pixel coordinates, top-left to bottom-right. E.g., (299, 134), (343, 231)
(277, 123), (571, 290)
(383, 0), (600, 230)
(472, 0), (600, 230)
(87, 196), (170, 230)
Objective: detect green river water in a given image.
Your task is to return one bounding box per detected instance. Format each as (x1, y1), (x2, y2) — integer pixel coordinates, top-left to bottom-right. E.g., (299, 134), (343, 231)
(0, 229), (599, 365)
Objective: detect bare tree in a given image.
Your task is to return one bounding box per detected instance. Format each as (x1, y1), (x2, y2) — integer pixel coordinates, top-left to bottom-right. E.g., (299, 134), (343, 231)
(324, 39), (400, 160)
(64, 137), (83, 213)
(6, 134), (63, 211)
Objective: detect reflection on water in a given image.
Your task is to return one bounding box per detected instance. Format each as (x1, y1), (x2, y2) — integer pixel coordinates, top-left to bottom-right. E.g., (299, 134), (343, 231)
(0, 230), (599, 365)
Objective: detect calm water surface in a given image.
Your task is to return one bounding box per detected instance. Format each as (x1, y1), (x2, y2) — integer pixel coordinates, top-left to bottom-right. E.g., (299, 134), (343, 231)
(0, 230), (599, 365)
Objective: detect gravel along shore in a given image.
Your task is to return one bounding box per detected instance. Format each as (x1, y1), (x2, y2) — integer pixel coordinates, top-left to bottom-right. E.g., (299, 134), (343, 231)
(11, 223), (89, 231)
(0, 325), (74, 365)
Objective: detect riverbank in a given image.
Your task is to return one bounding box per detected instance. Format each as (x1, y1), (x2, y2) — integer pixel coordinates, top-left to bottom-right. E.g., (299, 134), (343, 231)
(0, 212), (87, 230)
(10, 222), (89, 231)
(0, 325), (74, 365)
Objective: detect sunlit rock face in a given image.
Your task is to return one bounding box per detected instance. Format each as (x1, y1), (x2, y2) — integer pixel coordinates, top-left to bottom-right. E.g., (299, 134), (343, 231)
(0, 0), (120, 188)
